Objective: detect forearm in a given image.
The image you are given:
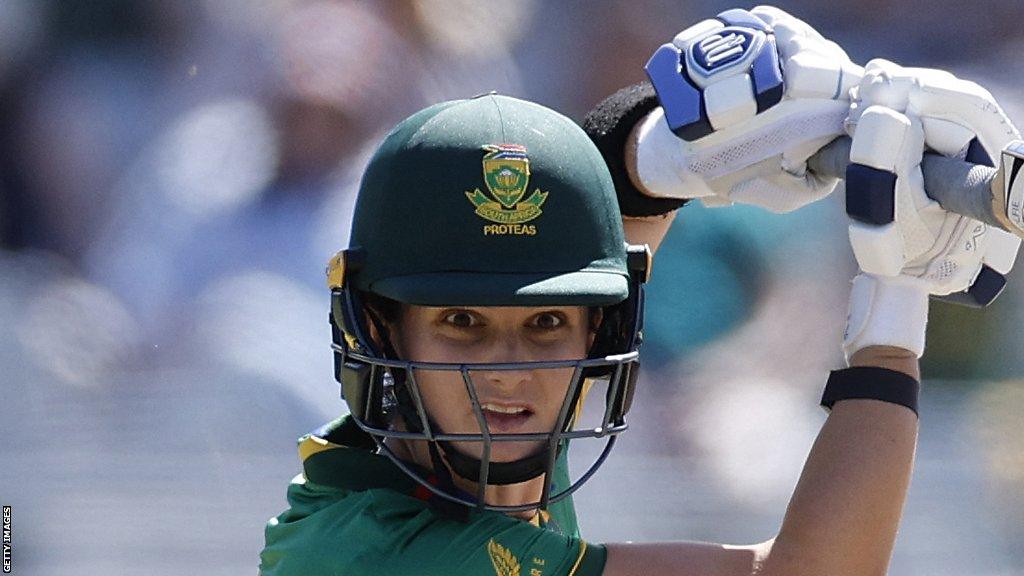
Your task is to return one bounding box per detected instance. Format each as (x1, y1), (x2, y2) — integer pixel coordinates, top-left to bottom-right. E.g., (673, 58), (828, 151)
(763, 346), (919, 576)
(604, 540), (769, 576)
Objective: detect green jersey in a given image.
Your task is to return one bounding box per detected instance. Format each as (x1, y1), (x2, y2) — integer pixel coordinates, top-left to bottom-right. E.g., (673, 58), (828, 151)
(260, 416), (607, 576)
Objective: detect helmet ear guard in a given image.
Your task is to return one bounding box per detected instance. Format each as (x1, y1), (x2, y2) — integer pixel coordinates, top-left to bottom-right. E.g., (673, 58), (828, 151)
(331, 288), (385, 428)
(582, 243), (650, 424)
(616, 243), (651, 419)
(328, 248), (391, 428)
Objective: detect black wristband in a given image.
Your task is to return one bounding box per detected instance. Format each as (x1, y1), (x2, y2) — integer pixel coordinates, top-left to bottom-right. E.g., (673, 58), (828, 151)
(820, 367), (920, 416)
(582, 81), (689, 218)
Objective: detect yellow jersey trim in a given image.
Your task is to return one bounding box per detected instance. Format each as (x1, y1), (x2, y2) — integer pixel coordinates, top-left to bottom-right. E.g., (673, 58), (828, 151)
(298, 434), (342, 462)
(527, 509), (552, 528)
(568, 540), (588, 576)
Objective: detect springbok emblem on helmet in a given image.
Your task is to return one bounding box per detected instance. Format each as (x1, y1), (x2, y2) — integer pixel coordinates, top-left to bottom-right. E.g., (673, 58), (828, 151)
(465, 144), (548, 229)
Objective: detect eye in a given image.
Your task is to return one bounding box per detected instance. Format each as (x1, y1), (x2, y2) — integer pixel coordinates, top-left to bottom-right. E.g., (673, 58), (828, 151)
(531, 311), (565, 330)
(443, 310), (480, 328)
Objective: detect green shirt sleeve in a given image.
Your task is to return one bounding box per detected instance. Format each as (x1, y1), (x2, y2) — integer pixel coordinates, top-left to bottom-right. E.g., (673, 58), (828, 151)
(260, 476), (606, 576)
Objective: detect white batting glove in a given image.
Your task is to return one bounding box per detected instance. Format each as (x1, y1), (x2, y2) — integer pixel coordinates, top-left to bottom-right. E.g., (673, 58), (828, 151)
(842, 60), (1022, 359)
(845, 59), (1020, 301)
(636, 5), (863, 213)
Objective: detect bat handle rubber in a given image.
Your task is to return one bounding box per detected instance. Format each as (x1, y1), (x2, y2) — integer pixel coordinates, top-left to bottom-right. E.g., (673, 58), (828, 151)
(807, 136), (1005, 231)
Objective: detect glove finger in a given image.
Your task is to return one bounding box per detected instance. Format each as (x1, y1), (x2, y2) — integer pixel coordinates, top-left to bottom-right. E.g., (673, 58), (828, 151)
(920, 117), (975, 157)
(785, 49), (862, 101)
(943, 223), (1018, 308)
(756, 9), (861, 101)
(926, 219), (1005, 305)
(849, 105), (919, 172)
(855, 59), (916, 113)
(846, 106), (930, 276)
(749, 5), (802, 33)
(900, 67), (988, 159)
(911, 78), (1017, 250)
(909, 77), (1021, 156)
(861, 61), (958, 86)
(728, 170), (837, 213)
(939, 226), (1020, 306)
(861, 66), (1010, 163)
(983, 227), (1021, 274)
(752, 5), (825, 55)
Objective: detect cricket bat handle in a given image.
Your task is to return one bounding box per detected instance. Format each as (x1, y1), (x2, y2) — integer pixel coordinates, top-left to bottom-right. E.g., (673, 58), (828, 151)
(808, 136), (1024, 239)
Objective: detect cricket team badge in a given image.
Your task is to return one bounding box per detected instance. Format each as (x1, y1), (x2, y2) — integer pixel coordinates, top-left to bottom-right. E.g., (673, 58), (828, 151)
(465, 144), (548, 235)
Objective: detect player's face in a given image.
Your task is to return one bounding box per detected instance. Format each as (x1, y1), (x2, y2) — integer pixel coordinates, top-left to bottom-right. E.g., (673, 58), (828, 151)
(392, 305), (595, 463)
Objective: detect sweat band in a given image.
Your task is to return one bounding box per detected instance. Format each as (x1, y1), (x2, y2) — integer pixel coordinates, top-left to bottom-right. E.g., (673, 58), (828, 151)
(582, 81), (690, 217)
(820, 366), (920, 417)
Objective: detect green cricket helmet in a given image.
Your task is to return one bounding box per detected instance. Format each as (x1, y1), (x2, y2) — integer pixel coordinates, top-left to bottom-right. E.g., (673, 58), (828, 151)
(327, 94), (650, 513)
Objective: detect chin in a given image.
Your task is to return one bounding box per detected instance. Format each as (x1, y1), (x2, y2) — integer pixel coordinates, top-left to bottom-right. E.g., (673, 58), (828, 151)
(470, 440), (548, 464)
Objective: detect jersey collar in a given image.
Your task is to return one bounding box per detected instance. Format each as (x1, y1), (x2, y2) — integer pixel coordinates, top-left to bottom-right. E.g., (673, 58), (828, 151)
(299, 415), (421, 494)
(297, 415), (559, 530)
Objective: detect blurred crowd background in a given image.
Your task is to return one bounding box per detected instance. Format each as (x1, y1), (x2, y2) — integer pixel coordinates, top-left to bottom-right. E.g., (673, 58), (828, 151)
(1, 1), (1023, 574)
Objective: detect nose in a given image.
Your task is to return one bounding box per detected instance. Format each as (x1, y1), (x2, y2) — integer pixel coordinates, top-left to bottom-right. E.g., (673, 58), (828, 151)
(474, 336), (536, 392)
(478, 366), (533, 393)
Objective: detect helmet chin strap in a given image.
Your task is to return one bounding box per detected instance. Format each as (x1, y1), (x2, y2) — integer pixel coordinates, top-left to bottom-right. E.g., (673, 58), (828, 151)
(435, 436), (557, 486)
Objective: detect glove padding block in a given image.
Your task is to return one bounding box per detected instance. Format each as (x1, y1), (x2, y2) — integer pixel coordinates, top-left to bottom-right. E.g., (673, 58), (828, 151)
(849, 106), (915, 172)
(703, 73), (758, 131)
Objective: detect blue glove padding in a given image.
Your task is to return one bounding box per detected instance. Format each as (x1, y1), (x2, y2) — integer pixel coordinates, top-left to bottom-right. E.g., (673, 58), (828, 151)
(645, 8), (784, 141)
(635, 6), (862, 213)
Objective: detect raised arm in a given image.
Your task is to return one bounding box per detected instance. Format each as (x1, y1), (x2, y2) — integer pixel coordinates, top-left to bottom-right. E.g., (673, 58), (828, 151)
(583, 77), (922, 574)
(588, 77), (922, 569)
(580, 7), (1019, 576)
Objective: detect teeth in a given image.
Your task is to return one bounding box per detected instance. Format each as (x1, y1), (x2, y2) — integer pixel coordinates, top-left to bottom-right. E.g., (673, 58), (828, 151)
(481, 403), (528, 415)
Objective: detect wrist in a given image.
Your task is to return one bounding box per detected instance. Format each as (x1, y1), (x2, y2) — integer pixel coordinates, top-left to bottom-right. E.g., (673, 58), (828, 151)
(843, 273), (930, 361)
(849, 346), (920, 381)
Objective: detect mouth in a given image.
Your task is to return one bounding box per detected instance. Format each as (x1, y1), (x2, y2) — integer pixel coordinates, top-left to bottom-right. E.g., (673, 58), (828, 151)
(479, 402), (534, 433)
